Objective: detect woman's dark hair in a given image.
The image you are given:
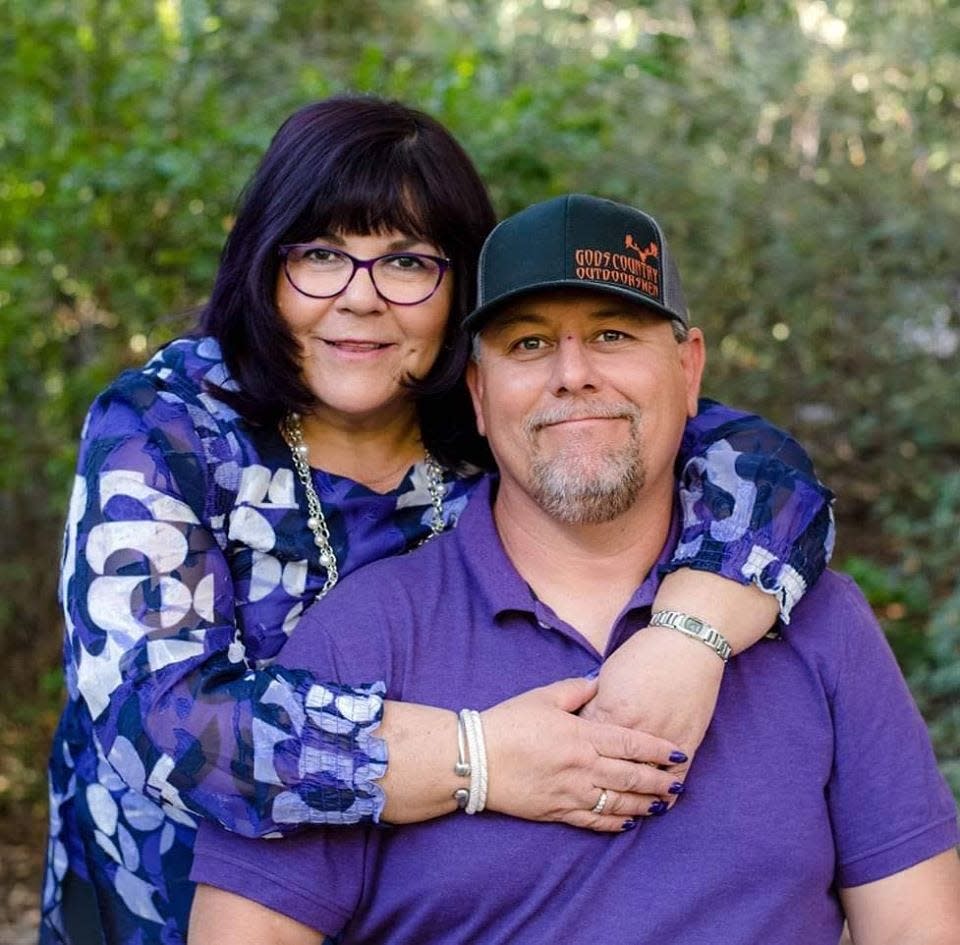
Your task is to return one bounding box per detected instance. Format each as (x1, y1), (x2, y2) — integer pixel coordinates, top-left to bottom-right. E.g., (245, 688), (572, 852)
(200, 94), (497, 469)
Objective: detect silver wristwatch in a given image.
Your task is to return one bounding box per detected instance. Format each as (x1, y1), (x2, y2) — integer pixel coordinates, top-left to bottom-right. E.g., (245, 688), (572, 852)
(648, 610), (732, 664)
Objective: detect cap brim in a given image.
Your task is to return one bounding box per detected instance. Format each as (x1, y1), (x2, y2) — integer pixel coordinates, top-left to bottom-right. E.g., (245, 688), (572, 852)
(464, 279), (682, 333)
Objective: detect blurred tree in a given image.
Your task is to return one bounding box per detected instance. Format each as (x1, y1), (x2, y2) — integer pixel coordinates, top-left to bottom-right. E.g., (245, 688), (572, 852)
(1, 1), (958, 855)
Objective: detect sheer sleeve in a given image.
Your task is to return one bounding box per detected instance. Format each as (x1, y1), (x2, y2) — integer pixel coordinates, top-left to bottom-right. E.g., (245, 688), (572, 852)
(61, 376), (387, 838)
(667, 398), (835, 622)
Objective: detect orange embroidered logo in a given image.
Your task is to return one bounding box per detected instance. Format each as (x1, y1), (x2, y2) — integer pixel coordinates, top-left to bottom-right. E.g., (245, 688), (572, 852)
(571, 234), (661, 301)
(624, 234), (659, 265)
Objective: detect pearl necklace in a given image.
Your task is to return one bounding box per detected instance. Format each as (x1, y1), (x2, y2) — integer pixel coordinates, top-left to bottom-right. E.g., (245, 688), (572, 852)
(280, 412), (447, 600)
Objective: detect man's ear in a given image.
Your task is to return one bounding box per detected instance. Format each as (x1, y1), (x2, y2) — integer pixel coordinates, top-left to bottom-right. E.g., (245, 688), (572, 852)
(465, 356), (487, 438)
(679, 327), (706, 418)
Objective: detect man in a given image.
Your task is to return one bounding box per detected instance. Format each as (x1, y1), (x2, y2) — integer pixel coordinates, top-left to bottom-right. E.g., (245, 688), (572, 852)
(189, 195), (960, 944)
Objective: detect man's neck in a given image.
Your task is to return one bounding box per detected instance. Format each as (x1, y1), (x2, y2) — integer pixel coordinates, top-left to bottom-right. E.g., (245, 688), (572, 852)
(492, 479), (674, 653)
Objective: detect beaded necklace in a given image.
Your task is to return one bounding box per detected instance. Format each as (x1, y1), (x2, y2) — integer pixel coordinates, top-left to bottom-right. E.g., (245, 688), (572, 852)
(281, 411), (446, 600)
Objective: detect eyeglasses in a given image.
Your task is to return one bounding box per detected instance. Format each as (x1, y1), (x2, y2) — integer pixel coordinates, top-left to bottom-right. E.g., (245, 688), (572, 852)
(277, 244), (451, 306)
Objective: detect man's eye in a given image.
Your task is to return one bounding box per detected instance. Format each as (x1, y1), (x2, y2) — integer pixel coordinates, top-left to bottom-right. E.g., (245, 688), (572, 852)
(598, 329), (628, 342)
(512, 337), (545, 352)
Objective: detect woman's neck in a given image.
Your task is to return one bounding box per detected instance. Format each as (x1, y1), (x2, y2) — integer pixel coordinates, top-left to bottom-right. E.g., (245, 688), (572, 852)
(296, 406), (425, 493)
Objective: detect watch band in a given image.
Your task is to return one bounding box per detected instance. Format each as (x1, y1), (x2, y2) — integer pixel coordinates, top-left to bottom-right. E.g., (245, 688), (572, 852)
(648, 610), (732, 664)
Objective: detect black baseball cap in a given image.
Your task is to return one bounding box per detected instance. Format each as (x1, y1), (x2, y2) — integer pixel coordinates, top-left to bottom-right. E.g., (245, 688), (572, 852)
(464, 193), (689, 332)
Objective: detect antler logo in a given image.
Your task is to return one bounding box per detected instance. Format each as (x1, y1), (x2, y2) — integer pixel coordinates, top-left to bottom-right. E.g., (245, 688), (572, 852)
(624, 234), (659, 265)
(572, 233), (662, 301)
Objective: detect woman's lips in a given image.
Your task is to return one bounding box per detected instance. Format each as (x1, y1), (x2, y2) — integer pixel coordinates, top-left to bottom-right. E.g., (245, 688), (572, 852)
(322, 339), (393, 352)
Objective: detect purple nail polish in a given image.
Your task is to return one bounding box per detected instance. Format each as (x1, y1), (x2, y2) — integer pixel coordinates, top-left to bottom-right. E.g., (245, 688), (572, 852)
(668, 750), (688, 764)
(621, 819), (638, 832)
(648, 800), (668, 815)
(668, 781), (685, 795)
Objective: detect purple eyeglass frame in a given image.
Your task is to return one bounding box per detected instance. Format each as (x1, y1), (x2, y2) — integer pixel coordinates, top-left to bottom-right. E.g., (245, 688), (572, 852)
(277, 243), (451, 305)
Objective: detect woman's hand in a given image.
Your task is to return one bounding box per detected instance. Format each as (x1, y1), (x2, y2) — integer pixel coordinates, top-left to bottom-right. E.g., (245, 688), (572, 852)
(579, 627), (723, 804)
(481, 677), (687, 831)
(379, 679), (687, 832)
(580, 568), (780, 807)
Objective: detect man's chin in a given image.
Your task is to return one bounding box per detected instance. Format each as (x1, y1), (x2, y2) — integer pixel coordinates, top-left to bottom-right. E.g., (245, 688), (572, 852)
(528, 454), (646, 525)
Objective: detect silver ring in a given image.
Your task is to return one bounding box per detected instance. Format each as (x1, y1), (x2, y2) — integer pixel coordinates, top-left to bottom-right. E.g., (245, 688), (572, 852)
(590, 789), (609, 815)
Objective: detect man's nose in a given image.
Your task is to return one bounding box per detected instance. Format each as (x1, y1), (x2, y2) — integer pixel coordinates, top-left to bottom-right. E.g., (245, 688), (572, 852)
(549, 336), (599, 395)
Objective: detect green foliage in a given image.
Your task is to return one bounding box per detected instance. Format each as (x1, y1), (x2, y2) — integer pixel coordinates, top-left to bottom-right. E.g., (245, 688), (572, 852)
(2, 0), (959, 820)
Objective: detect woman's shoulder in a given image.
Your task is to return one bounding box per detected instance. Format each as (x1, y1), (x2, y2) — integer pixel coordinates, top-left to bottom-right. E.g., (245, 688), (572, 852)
(80, 336), (253, 488)
(112, 335), (236, 408)
(88, 335), (241, 430)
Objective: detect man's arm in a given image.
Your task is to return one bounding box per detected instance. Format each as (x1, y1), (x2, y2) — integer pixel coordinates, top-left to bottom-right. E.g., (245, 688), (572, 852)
(840, 849), (960, 945)
(189, 884), (328, 945)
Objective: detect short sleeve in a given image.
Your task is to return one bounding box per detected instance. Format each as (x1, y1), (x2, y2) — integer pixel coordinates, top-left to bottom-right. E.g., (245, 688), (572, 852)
(823, 576), (959, 886)
(191, 819), (367, 936)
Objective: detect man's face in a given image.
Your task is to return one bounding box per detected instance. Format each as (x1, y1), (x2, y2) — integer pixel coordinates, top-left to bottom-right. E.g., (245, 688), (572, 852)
(466, 289), (705, 525)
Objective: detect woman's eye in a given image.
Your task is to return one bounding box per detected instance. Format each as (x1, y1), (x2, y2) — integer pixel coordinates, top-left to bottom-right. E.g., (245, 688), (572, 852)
(387, 254), (428, 271)
(301, 247), (339, 263)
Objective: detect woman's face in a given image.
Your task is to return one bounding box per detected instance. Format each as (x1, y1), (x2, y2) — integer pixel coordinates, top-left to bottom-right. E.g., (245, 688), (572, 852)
(276, 230), (453, 428)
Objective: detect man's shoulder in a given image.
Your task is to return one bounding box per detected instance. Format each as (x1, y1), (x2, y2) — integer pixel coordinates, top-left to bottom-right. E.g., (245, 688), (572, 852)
(778, 567), (891, 688)
(794, 568), (871, 615)
(783, 569), (878, 642)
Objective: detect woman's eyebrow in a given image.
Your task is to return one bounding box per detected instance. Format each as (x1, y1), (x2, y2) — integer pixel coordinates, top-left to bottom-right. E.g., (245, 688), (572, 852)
(307, 233), (434, 252)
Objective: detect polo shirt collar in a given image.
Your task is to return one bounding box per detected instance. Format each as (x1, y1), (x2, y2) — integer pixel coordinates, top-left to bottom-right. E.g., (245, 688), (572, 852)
(453, 476), (680, 621)
(453, 477), (539, 616)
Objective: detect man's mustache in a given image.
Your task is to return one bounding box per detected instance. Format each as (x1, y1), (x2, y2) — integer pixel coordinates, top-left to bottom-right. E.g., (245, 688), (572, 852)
(524, 402), (642, 434)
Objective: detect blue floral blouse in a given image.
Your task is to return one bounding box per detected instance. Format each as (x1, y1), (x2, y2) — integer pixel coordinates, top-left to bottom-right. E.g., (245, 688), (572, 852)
(40, 336), (834, 944)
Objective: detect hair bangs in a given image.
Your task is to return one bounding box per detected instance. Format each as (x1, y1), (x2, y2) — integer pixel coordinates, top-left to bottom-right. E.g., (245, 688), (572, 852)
(286, 145), (446, 253)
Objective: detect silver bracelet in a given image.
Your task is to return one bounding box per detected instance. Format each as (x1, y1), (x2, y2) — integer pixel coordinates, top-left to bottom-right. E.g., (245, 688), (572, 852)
(459, 709), (488, 814)
(453, 712), (471, 810)
(648, 610), (732, 664)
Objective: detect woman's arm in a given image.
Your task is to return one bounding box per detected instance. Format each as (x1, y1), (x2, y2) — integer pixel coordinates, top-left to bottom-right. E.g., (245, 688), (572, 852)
(584, 400), (834, 785)
(379, 676), (687, 831)
(64, 384), (388, 835)
(667, 397), (835, 621)
(68, 376), (686, 837)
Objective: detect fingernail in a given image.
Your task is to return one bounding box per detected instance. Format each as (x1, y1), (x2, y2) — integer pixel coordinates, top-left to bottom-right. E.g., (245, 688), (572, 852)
(668, 750), (688, 764)
(648, 800), (668, 815)
(621, 819), (638, 832)
(668, 781), (685, 795)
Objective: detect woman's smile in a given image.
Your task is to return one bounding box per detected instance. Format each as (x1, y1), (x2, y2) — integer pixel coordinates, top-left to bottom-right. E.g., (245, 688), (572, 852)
(277, 229), (453, 425)
(318, 337), (395, 354)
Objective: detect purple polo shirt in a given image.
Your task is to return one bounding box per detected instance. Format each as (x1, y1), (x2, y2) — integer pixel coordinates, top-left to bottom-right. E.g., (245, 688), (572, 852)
(191, 479), (959, 944)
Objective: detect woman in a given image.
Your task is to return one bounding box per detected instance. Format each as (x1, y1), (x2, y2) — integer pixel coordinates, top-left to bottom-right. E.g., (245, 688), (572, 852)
(41, 96), (833, 944)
